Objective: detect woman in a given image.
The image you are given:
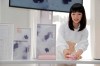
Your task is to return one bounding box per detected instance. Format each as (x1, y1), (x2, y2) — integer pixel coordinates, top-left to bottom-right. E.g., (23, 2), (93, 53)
(56, 3), (88, 66)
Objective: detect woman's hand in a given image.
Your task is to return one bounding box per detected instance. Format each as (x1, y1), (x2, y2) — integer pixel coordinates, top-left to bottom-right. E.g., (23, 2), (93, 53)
(65, 54), (82, 60)
(63, 49), (82, 60)
(72, 49), (83, 60)
(64, 41), (82, 60)
(63, 49), (72, 59)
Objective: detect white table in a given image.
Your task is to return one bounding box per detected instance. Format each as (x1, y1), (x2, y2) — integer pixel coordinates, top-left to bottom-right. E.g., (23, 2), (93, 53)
(0, 59), (100, 64)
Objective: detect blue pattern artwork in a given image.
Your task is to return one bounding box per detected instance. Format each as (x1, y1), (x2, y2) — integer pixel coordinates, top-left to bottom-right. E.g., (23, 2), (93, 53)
(45, 48), (49, 53)
(62, 0), (69, 4)
(36, 24), (56, 60)
(13, 42), (18, 51)
(24, 35), (28, 39)
(13, 28), (31, 60)
(33, 0), (44, 3)
(10, 0), (83, 12)
(13, 41), (30, 60)
(24, 47), (29, 53)
(44, 32), (53, 41)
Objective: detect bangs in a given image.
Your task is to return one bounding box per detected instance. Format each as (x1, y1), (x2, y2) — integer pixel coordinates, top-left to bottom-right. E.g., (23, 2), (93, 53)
(70, 3), (84, 13)
(70, 7), (83, 13)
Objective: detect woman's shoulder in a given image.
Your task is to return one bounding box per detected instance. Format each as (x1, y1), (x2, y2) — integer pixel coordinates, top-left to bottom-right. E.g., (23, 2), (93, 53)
(81, 27), (88, 34)
(83, 27), (88, 32)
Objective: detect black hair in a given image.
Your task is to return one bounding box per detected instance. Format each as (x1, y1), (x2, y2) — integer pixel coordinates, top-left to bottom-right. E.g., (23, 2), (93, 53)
(68, 3), (87, 31)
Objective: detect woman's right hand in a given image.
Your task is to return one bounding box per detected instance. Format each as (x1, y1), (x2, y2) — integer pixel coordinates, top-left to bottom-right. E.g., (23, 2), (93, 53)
(63, 41), (76, 59)
(63, 49), (72, 58)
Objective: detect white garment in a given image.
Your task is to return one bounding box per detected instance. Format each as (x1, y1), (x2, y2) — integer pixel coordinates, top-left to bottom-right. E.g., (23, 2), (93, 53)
(56, 22), (88, 60)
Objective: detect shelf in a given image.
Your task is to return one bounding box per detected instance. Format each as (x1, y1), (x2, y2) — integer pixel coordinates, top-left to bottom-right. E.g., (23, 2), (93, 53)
(0, 59), (100, 64)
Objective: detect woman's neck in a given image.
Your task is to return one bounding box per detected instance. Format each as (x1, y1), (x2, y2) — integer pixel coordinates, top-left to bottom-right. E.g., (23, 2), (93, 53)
(73, 22), (79, 29)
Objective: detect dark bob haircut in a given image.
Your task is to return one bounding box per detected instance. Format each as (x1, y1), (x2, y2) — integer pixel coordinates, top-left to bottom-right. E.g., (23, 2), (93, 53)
(68, 3), (87, 31)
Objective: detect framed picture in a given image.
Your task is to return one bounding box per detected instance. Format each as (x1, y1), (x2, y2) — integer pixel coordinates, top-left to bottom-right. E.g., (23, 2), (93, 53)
(13, 28), (31, 60)
(0, 24), (14, 60)
(13, 40), (31, 60)
(36, 24), (56, 60)
(9, 0), (83, 12)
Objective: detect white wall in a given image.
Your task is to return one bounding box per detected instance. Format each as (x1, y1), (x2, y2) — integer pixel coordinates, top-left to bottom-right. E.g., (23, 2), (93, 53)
(40, 11), (52, 24)
(90, 0), (95, 59)
(0, 0), (39, 66)
(0, 0), (30, 28)
(91, 0), (100, 60)
(94, 0), (100, 60)
(0, 0), (1, 22)
(91, 0), (100, 66)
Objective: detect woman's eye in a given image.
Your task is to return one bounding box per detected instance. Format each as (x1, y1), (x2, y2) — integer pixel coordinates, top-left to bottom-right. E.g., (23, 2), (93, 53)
(72, 13), (75, 15)
(78, 14), (82, 15)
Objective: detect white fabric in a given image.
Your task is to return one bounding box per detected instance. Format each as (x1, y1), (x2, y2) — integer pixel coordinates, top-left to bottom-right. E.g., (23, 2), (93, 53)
(56, 22), (88, 60)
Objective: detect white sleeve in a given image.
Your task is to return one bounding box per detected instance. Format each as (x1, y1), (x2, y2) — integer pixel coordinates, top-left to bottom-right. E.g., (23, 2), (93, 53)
(75, 28), (89, 52)
(56, 23), (69, 55)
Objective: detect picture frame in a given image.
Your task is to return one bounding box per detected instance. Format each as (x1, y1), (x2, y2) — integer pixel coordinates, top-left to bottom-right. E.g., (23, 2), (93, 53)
(0, 24), (14, 60)
(13, 28), (31, 60)
(9, 0), (83, 12)
(36, 24), (56, 60)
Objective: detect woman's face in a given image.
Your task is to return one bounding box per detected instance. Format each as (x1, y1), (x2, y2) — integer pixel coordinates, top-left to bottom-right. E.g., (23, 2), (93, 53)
(71, 12), (82, 24)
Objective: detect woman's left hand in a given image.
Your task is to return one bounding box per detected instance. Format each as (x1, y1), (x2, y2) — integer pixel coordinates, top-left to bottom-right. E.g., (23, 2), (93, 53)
(66, 54), (82, 60)
(73, 49), (83, 60)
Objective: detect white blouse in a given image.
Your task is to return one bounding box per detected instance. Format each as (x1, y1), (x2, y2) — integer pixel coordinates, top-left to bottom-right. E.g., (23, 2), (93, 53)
(56, 22), (88, 60)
